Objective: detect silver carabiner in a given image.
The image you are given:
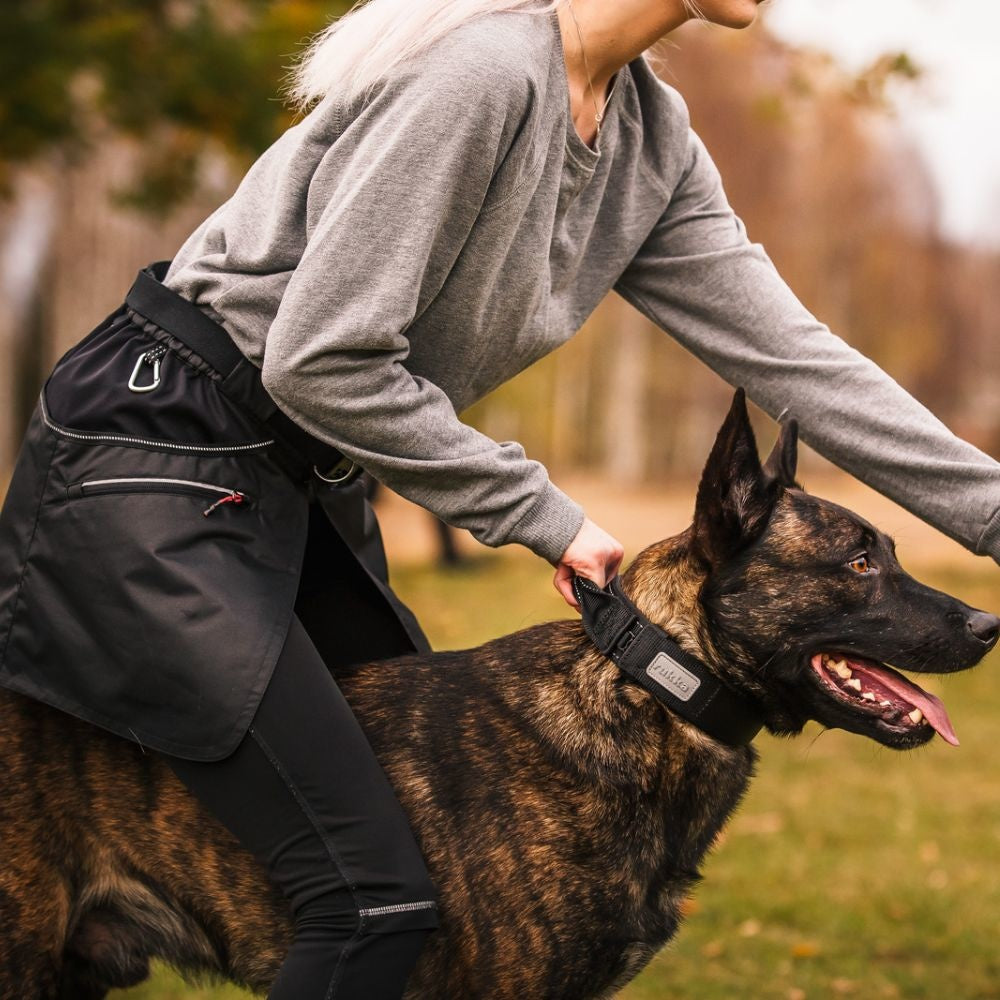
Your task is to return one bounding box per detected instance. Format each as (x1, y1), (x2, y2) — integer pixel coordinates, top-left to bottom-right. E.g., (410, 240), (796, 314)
(313, 459), (360, 486)
(127, 346), (166, 394)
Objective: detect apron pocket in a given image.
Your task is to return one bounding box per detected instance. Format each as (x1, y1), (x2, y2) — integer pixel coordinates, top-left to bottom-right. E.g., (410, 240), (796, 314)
(0, 417), (309, 761)
(42, 309), (271, 447)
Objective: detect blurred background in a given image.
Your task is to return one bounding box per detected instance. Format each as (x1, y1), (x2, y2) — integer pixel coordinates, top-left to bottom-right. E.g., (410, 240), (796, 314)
(3, 0), (1000, 487)
(1, 1), (998, 997)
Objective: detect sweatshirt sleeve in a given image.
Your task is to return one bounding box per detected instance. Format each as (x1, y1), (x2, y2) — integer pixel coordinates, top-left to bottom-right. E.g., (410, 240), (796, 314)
(260, 56), (585, 564)
(614, 127), (1000, 564)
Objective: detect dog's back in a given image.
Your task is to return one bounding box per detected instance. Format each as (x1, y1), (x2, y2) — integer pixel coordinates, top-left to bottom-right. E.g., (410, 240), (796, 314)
(0, 610), (753, 1000)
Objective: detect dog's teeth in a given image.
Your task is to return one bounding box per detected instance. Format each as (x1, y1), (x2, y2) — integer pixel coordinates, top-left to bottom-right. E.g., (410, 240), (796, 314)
(908, 708), (924, 724)
(880, 700), (892, 707)
(832, 661), (852, 679)
(862, 691), (876, 701)
(845, 677), (862, 691)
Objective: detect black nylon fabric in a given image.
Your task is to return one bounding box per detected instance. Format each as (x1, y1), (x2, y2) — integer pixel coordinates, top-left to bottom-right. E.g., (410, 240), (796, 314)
(43, 304), (264, 445)
(0, 265), (429, 760)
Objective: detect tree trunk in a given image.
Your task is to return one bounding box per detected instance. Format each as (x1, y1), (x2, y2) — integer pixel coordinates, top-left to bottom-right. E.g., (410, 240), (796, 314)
(601, 295), (649, 485)
(0, 168), (59, 481)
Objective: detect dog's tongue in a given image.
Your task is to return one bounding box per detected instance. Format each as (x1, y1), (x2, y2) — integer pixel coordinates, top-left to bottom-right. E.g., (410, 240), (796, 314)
(850, 660), (959, 746)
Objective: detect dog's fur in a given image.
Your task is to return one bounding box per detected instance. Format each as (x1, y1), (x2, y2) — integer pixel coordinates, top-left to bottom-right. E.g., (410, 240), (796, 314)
(0, 391), (995, 999)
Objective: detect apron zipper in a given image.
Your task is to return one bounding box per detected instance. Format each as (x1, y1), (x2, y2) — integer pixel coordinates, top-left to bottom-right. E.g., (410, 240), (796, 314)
(40, 394), (274, 454)
(67, 476), (251, 515)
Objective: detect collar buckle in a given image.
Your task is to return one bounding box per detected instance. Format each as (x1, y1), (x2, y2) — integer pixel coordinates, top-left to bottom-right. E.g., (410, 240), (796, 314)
(612, 618), (643, 657)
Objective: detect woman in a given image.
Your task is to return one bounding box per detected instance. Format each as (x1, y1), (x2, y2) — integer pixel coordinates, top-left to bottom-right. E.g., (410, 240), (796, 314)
(1, 0), (998, 996)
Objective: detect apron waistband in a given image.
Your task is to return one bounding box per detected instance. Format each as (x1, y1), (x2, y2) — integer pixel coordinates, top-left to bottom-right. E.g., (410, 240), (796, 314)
(125, 260), (361, 488)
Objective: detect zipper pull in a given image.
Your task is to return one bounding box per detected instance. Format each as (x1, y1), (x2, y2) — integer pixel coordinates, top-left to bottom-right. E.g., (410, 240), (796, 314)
(203, 491), (246, 516)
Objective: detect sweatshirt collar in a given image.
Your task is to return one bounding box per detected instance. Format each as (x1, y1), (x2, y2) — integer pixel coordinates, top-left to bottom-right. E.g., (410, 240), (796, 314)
(549, 10), (626, 170)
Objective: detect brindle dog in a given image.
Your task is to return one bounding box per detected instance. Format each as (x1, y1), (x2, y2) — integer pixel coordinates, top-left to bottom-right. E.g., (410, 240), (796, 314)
(1, 390), (997, 1000)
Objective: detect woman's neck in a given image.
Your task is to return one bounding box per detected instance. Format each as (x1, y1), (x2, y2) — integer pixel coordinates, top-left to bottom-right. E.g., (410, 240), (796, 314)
(555, 0), (690, 102)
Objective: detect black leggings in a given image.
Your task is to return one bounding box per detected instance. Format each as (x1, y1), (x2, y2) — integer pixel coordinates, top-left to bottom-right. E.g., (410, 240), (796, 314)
(164, 613), (439, 998)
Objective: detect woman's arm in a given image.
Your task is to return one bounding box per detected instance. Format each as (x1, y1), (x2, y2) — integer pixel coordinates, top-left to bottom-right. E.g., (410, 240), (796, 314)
(613, 127), (1000, 562)
(260, 53), (586, 565)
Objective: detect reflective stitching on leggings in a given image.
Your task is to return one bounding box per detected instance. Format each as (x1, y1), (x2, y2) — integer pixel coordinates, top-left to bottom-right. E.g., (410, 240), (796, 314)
(248, 725), (365, 1000)
(358, 901), (437, 918)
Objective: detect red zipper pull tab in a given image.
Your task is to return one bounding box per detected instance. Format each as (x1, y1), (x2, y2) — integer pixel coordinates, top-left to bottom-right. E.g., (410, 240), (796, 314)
(203, 491), (246, 516)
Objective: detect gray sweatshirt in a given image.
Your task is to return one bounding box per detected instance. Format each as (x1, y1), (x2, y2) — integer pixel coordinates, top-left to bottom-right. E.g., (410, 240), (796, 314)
(164, 9), (1000, 566)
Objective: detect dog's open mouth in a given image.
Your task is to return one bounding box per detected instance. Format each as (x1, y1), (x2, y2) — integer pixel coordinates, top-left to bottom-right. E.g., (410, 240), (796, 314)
(810, 653), (958, 746)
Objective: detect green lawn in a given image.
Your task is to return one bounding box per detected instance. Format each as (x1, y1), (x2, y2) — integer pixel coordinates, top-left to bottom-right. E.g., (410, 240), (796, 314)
(114, 553), (1000, 999)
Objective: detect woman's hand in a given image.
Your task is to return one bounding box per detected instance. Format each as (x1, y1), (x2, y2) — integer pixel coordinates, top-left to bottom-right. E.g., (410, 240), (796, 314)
(553, 518), (625, 610)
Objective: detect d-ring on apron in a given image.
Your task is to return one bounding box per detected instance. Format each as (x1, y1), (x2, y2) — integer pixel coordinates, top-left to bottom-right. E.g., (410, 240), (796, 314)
(0, 261), (429, 761)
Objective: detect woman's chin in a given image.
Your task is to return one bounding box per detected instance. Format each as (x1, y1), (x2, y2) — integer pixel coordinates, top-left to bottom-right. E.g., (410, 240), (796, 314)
(721, 11), (761, 29)
(704, 1), (763, 29)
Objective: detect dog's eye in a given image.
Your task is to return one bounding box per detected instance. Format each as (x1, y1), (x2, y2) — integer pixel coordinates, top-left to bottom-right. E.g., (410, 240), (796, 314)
(847, 554), (874, 575)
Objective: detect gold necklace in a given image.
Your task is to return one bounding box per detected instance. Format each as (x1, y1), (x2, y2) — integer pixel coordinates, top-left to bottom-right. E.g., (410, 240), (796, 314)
(566, 0), (615, 142)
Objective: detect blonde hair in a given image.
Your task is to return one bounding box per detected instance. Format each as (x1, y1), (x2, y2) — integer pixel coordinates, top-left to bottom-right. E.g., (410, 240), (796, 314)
(285, 0), (567, 111)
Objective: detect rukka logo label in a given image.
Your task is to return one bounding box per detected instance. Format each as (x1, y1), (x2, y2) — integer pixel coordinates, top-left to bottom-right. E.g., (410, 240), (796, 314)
(646, 653), (701, 702)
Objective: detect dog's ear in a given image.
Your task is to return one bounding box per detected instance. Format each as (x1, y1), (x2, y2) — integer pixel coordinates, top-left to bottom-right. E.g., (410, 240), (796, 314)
(762, 417), (800, 489)
(692, 388), (781, 569)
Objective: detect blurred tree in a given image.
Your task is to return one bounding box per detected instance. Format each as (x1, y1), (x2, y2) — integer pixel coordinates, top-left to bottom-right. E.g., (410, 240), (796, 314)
(0, 0), (348, 207)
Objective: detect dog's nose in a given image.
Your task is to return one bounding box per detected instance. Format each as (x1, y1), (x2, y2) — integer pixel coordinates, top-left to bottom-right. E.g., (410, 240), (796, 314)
(967, 611), (1000, 648)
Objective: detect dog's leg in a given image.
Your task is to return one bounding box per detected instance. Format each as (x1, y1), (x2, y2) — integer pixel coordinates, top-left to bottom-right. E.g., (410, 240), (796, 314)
(56, 906), (153, 999)
(55, 952), (117, 1000)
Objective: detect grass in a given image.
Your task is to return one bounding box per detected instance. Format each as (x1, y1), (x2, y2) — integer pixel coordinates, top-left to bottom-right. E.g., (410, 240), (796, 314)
(113, 551), (1000, 999)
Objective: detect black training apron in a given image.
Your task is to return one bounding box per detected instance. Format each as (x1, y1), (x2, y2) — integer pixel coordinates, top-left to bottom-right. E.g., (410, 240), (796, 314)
(0, 262), (429, 760)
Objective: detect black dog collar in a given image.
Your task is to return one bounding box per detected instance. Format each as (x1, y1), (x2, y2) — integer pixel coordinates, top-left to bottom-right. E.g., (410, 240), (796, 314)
(573, 576), (763, 747)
